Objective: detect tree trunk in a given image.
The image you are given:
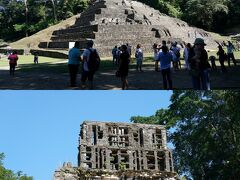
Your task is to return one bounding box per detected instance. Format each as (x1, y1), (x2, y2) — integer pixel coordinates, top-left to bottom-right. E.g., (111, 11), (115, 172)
(24, 0), (29, 37)
(51, 0), (57, 22)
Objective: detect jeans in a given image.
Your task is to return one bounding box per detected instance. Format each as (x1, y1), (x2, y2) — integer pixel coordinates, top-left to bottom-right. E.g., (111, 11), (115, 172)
(81, 70), (95, 82)
(161, 68), (173, 90)
(219, 60), (227, 73)
(191, 69), (210, 90)
(227, 53), (237, 66)
(68, 64), (79, 86)
(10, 64), (16, 76)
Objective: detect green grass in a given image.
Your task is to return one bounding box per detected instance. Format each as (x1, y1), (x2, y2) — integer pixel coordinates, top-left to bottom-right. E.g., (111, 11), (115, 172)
(0, 55), (68, 73)
(0, 55), (65, 67)
(1, 51), (240, 74)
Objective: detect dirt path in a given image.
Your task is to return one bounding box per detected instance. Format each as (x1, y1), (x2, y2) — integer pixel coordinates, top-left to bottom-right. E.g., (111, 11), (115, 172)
(1, 65), (240, 90)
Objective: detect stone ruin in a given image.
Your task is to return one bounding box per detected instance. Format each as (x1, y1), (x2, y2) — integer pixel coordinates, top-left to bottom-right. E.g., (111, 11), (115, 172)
(53, 121), (178, 180)
(39, 0), (217, 57)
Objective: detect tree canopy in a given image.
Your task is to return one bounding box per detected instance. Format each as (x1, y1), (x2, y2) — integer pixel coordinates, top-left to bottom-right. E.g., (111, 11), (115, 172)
(0, 0), (239, 42)
(0, 153), (33, 180)
(0, 0), (89, 41)
(131, 91), (240, 179)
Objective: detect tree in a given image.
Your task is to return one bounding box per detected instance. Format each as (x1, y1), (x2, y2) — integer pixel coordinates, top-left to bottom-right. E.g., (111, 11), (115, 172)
(50, 0), (57, 22)
(24, 0), (29, 37)
(0, 153), (33, 180)
(1, 0), (240, 42)
(131, 91), (240, 179)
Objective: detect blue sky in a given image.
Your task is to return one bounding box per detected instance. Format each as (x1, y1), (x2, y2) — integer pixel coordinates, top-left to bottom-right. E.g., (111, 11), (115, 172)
(0, 91), (172, 180)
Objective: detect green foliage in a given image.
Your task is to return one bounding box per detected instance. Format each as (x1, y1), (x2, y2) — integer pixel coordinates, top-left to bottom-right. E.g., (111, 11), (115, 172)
(182, 0), (229, 30)
(0, 153), (33, 180)
(119, 162), (127, 170)
(0, 0), (240, 41)
(57, 0), (89, 19)
(0, 153), (5, 166)
(131, 91), (240, 179)
(138, 0), (239, 32)
(0, 0), (89, 41)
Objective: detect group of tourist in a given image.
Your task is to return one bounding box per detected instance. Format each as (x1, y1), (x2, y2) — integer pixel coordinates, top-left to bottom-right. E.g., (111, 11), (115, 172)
(4, 38), (238, 90)
(68, 38), (239, 90)
(114, 39), (238, 90)
(68, 40), (100, 89)
(150, 39), (210, 90)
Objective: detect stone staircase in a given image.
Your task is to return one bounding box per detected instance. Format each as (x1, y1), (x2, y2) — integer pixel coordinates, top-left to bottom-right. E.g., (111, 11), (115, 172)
(38, 0), (218, 57)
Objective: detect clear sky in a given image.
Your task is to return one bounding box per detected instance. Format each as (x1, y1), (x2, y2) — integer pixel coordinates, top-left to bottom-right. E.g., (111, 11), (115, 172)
(0, 91), (172, 180)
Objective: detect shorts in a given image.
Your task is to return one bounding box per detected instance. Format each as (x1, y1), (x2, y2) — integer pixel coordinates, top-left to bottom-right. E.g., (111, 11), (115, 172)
(81, 70), (95, 82)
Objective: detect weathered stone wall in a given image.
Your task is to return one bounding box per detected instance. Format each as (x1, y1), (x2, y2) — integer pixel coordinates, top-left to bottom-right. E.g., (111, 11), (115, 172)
(78, 121), (174, 172)
(53, 167), (179, 180)
(30, 49), (68, 59)
(53, 121), (178, 180)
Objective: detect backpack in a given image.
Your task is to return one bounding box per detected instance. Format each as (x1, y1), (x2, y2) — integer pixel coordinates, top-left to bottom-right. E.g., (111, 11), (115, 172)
(87, 48), (100, 72)
(175, 50), (181, 58)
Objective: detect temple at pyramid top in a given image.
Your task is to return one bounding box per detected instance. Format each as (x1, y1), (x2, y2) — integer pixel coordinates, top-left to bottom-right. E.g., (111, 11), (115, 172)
(39, 0), (217, 56)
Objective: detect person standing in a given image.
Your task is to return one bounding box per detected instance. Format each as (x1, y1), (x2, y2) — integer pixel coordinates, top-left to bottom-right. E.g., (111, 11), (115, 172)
(183, 43), (191, 70)
(157, 46), (173, 90)
(135, 44), (143, 72)
(126, 43), (132, 57)
(209, 55), (217, 71)
(217, 45), (227, 73)
(116, 47), (122, 65)
(112, 46), (118, 65)
(8, 51), (18, 76)
(171, 42), (181, 70)
(153, 43), (160, 72)
(81, 40), (100, 90)
(34, 52), (39, 64)
(226, 41), (237, 66)
(68, 42), (81, 87)
(117, 45), (130, 90)
(188, 38), (211, 90)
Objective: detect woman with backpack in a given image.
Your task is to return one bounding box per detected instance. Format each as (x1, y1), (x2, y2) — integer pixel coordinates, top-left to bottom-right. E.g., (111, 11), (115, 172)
(217, 45), (227, 73)
(8, 51), (18, 76)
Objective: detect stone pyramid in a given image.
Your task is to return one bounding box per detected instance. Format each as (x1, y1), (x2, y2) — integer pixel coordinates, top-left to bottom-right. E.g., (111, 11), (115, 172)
(39, 0), (217, 56)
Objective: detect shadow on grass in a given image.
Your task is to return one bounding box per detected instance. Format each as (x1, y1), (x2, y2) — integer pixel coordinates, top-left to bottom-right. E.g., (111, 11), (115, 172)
(1, 56), (240, 90)
(16, 58), (157, 74)
(18, 62), (69, 73)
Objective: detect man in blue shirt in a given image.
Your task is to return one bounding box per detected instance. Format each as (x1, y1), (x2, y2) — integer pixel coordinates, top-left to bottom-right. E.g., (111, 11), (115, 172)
(157, 46), (173, 90)
(226, 41), (237, 66)
(68, 42), (81, 87)
(112, 46), (118, 65)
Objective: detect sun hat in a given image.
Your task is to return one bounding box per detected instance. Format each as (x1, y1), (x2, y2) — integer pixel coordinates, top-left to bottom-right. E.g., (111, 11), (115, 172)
(194, 38), (206, 46)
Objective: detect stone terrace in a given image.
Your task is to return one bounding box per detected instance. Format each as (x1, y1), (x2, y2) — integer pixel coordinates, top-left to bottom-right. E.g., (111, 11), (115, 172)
(39, 0), (218, 57)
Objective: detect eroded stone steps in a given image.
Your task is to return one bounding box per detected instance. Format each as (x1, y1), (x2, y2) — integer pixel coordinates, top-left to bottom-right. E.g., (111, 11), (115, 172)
(51, 32), (96, 41)
(53, 25), (98, 35)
